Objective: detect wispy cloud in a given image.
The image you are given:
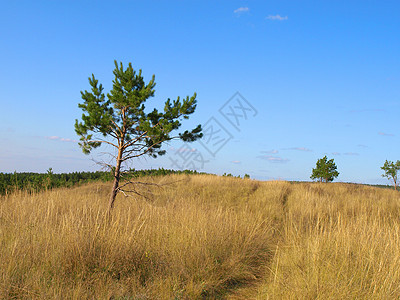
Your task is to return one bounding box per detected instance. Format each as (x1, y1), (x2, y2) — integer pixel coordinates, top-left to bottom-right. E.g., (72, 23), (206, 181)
(231, 160), (241, 164)
(261, 149), (279, 154)
(357, 144), (368, 148)
(266, 14), (288, 21)
(331, 151), (359, 156)
(378, 132), (395, 137)
(47, 136), (60, 140)
(234, 7), (249, 14)
(344, 152), (359, 156)
(60, 138), (76, 142)
(257, 155), (289, 163)
(46, 136), (78, 143)
(285, 147), (312, 152)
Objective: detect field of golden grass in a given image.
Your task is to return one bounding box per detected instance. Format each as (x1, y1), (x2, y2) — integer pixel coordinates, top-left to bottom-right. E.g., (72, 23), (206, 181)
(1, 174), (399, 299)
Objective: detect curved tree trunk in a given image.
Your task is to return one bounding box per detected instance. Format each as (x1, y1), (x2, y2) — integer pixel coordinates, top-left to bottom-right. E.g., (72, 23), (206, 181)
(108, 145), (123, 212)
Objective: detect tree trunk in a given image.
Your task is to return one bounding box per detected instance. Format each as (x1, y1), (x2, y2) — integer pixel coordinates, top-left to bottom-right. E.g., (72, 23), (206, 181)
(108, 146), (123, 212)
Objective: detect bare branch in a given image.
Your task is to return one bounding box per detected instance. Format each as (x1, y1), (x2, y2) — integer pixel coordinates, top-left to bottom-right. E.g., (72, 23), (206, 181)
(123, 130), (148, 149)
(118, 188), (150, 200)
(89, 156), (115, 171)
(118, 180), (162, 190)
(110, 118), (122, 137)
(121, 135), (181, 162)
(123, 120), (163, 150)
(119, 177), (187, 190)
(90, 139), (119, 148)
(121, 141), (163, 161)
(98, 151), (117, 160)
(121, 144), (148, 157)
(117, 181), (155, 202)
(92, 125), (119, 140)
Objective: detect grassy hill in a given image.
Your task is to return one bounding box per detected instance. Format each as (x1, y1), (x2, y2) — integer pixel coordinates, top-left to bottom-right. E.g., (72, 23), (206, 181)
(1, 175), (400, 299)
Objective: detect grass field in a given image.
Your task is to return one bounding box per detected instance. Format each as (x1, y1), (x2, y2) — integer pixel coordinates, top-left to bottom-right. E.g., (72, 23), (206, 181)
(1, 175), (400, 299)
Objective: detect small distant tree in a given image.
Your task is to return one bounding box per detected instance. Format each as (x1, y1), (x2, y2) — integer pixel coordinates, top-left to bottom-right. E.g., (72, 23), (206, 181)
(75, 61), (202, 211)
(310, 156), (339, 183)
(244, 174), (250, 179)
(45, 168), (54, 189)
(381, 160), (400, 190)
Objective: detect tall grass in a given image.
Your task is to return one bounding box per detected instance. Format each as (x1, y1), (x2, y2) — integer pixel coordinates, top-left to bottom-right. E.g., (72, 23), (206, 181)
(257, 183), (400, 299)
(1, 176), (400, 299)
(0, 175), (282, 299)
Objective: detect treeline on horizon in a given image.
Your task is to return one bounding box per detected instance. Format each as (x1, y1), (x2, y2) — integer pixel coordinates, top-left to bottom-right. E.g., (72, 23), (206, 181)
(290, 180), (394, 190)
(0, 169), (393, 195)
(0, 168), (204, 195)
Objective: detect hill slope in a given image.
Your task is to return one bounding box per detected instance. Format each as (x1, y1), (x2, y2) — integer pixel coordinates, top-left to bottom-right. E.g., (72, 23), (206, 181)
(1, 175), (399, 299)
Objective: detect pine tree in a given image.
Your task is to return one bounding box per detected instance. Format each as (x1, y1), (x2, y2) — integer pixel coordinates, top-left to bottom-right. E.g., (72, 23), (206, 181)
(75, 61), (202, 211)
(310, 156), (339, 183)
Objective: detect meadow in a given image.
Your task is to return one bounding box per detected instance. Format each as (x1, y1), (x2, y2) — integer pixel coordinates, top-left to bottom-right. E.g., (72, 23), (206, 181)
(1, 174), (400, 299)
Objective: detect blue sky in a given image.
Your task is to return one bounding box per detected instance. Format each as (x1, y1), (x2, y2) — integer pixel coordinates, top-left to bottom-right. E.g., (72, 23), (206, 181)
(0, 1), (399, 184)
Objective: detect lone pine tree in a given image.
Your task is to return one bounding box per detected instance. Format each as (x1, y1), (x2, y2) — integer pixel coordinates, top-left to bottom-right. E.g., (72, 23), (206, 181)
(75, 61), (202, 211)
(310, 156), (339, 183)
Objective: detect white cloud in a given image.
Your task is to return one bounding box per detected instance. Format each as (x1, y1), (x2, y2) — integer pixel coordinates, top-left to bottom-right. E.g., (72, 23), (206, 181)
(262, 149), (279, 154)
(291, 147), (312, 152)
(47, 136), (60, 140)
(234, 7), (249, 14)
(231, 160), (241, 164)
(344, 152), (359, 156)
(284, 147), (312, 152)
(46, 136), (77, 143)
(266, 14), (288, 21)
(257, 155), (289, 163)
(378, 132), (395, 137)
(60, 138), (76, 142)
(332, 152), (341, 155)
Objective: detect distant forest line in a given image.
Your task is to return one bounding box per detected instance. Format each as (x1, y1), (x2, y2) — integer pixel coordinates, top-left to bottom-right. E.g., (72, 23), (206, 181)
(0, 168), (204, 195)
(0, 169), (394, 195)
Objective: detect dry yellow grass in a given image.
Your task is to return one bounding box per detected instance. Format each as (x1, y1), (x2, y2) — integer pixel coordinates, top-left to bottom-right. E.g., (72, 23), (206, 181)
(1, 175), (399, 299)
(0, 175), (281, 299)
(257, 183), (400, 299)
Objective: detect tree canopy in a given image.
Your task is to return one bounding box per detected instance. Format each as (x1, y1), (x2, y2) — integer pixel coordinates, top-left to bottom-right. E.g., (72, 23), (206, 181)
(310, 156), (339, 183)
